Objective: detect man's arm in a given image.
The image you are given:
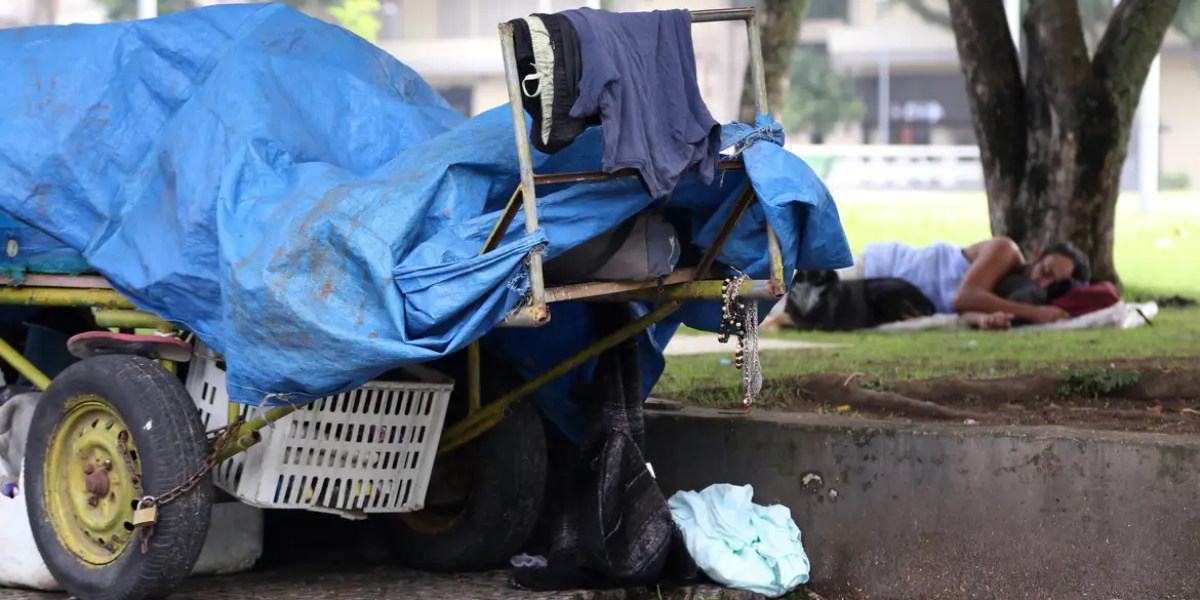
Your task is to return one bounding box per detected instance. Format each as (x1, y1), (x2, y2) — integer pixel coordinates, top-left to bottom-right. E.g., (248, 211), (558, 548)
(952, 237), (1065, 323)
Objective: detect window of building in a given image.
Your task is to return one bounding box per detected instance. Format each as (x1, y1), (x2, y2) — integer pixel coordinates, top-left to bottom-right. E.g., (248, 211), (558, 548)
(807, 0), (849, 21)
(798, 41), (829, 57)
(854, 72), (974, 145)
(436, 86), (474, 116)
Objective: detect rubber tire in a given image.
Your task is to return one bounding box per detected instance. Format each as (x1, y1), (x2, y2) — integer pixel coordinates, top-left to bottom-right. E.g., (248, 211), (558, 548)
(387, 366), (548, 572)
(25, 355), (213, 600)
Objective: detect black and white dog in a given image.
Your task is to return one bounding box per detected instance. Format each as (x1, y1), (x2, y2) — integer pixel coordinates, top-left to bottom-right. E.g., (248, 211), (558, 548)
(762, 270), (937, 332)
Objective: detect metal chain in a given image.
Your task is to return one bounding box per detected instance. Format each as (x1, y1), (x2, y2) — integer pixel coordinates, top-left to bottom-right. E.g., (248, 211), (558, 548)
(124, 419), (243, 554)
(740, 296), (762, 409)
(117, 430), (152, 554)
(717, 273), (747, 344)
(158, 421), (240, 506)
(717, 272), (761, 410)
(117, 431), (143, 498)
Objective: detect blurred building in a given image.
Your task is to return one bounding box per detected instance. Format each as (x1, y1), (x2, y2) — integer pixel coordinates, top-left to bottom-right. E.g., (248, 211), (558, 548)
(0, 0), (106, 27)
(4, 0), (1196, 188)
(0, 0), (748, 121)
(800, 0), (1200, 189)
(377, 0), (749, 122)
(377, 0), (1199, 190)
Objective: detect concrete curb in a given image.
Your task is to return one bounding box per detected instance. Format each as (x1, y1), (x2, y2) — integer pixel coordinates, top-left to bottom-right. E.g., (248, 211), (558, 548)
(645, 407), (1200, 600)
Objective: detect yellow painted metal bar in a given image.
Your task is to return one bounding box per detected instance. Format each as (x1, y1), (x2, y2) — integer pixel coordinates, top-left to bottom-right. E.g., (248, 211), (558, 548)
(499, 23), (548, 319)
(0, 336), (52, 391)
(467, 341), (482, 415)
(499, 302), (552, 327)
(228, 401), (241, 430)
(0, 287), (136, 310)
(214, 404), (298, 463)
(740, 6), (786, 297)
(742, 8), (768, 116)
(766, 225), (786, 297)
(438, 301), (682, 456)
(483, 186), (524, 255)
(93, 309), (170, 331)
(695, 183), (757, 279)
(589, 278), (775, 303)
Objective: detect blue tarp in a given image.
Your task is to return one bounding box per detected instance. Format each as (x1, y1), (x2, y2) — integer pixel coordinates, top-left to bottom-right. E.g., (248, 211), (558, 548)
(0, 3), (851, 440)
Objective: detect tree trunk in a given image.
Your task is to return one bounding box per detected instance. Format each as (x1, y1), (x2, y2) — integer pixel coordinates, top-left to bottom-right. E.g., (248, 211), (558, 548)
(945, 0), (1026, 239)
(946, 0), (1181, 284)
(738, 0), (810, 124)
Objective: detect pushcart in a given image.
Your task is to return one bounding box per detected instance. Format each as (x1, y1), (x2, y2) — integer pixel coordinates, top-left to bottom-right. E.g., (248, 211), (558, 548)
(1, 7), (785, 600)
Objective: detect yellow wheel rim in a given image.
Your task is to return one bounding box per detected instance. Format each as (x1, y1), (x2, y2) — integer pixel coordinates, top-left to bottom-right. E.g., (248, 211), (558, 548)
(398, 502), (467, 535)
(397, 448), (471, 535)
(44, 395), (142, 565)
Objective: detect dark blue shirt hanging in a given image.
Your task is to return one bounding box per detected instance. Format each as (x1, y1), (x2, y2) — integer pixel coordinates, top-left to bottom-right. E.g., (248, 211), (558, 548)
(560, 8), (722, 199)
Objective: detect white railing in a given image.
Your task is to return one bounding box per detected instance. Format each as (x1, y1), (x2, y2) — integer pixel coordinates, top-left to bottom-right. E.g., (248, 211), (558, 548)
(786, 144), (985, 190)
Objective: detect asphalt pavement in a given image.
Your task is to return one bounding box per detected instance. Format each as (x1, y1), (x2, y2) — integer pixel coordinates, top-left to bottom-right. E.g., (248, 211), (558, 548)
(4, 566), (767, 600)
(5, 510), (768, 600)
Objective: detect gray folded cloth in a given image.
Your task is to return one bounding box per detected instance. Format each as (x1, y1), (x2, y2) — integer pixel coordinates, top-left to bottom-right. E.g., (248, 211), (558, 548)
(0, 392), (40, 496)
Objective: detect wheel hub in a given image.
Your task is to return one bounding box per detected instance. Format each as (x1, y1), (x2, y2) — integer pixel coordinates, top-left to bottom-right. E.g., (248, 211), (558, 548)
(85, 465), (111, 498)
(397, 446), (472, 535)
(44, 396), (142, 565)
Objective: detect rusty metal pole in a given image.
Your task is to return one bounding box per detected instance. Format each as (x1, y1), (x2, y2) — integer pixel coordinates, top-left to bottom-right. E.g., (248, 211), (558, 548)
(498, 23), (550, 326)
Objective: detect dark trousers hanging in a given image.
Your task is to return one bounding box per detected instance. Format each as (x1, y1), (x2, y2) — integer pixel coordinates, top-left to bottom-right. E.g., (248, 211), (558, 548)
(512, 303), (698, 591)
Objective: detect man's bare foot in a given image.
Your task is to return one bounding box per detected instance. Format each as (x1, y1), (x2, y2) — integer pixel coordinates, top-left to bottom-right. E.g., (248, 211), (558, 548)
(962, 311), (1013, 330)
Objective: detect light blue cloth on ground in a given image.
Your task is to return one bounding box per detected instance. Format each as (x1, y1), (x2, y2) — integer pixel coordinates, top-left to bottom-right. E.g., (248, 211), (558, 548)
(863, 240), (971, 314)
(668, 484), (810, 598)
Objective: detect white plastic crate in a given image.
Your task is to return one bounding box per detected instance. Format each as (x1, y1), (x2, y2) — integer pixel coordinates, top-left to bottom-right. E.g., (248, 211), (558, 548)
(186, 343), (453, 519)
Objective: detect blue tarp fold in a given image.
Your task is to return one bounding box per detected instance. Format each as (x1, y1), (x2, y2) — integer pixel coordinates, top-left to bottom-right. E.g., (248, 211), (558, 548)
(0, 4), (851, 440)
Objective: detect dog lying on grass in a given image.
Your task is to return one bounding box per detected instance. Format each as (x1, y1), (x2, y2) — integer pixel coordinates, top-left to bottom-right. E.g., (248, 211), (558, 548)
(761, 270), (1062, 333)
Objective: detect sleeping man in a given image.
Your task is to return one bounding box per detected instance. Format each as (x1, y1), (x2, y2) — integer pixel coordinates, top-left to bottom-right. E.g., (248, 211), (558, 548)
(761, 237), (1092, 331)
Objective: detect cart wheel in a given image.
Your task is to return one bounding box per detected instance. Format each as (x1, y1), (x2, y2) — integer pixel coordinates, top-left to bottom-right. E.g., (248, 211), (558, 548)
(386, 362), (547, 572)
(24, 355), (213, 600)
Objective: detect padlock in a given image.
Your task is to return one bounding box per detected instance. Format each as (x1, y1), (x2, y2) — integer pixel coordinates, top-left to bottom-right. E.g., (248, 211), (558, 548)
(132, 497), (158, 528)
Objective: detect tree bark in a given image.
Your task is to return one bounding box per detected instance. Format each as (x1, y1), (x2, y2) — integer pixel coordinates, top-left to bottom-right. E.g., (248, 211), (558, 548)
(946, 0), (1180, 284)
(946, 0), (1026, 238)
(1077, 0), (1181, 281)
(738, 0), (810, 124)
(1018, 0), (1102, 253)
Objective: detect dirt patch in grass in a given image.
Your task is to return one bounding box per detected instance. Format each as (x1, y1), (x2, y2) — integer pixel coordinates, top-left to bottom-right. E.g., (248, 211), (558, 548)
(683, 359), (1200, 434)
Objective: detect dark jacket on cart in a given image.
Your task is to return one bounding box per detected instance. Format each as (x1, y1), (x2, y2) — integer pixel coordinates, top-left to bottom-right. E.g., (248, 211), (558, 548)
(560, 7), (721, 199)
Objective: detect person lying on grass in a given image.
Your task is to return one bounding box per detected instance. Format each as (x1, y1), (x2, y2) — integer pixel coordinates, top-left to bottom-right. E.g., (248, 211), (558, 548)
(761, 237), (1091, 331)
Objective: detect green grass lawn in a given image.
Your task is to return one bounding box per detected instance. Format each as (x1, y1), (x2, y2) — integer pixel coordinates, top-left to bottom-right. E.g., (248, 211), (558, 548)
(657, 192), (1200, 406)
(658, 309), (1200, 407)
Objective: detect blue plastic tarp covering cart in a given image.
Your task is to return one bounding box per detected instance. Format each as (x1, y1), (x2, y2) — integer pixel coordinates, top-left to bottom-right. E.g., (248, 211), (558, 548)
(0, 3), (851, 441)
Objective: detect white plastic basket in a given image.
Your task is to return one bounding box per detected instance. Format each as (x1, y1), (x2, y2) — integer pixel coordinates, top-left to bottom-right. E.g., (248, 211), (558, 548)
(186, 344), (453, 519)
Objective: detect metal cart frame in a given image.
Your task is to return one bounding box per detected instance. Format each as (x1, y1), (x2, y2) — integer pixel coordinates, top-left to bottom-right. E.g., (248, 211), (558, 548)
(0, 7), (782, 462)
(0, 7), (784, 598)
(0, 9), (788, 598)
